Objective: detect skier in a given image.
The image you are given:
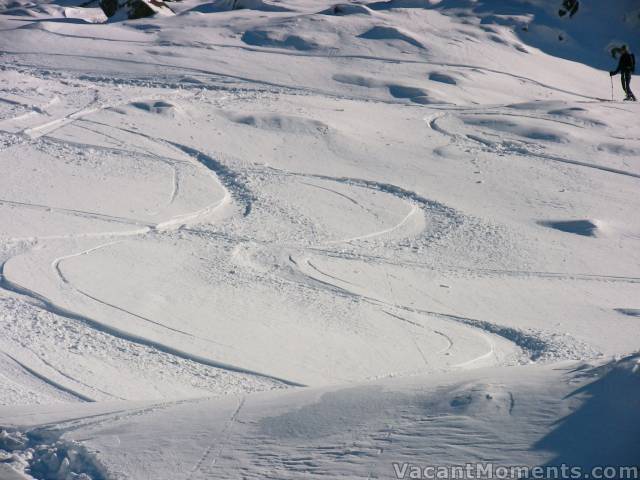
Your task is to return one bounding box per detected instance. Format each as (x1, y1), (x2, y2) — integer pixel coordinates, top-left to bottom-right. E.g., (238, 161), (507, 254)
(610, 45), (636, 101)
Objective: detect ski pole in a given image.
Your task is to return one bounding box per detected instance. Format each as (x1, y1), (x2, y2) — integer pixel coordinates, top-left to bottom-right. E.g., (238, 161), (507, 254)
(610, 75), (614, 101)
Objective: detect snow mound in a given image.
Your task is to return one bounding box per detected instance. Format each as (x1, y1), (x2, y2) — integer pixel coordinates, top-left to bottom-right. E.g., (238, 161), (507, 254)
(130, 100), (181, 116)
(462, 116), (569, 144)
(194, 0), (291, 13)
(428, 71), (458, 84)
(388, 85), (431, 104)
(540, 219), (601, 237)
(241, 28), (318, 50)
(367, 0), (431, 10)
(333, 74), (442, 104)
(229, 113), (330, 135)
(358, 25), (425, 49)
(332, 73), (385, 88)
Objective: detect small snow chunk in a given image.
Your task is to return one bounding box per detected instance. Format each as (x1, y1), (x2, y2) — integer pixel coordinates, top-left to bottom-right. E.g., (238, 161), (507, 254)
(0, 431), (27, 451)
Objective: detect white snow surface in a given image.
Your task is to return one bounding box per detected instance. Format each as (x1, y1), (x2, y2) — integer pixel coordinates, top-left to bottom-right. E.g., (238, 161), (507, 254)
(0, 0), (639, 478)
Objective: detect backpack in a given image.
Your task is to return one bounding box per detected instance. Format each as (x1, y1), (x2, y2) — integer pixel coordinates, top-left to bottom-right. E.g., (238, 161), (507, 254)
(632, 53), (636, 73)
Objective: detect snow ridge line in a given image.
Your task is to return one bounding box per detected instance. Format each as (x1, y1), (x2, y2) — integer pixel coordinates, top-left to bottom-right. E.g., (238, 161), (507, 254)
(0, 270), (305, 388)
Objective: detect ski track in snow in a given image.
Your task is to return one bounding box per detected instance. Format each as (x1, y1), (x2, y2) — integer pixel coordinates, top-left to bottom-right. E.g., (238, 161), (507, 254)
(0, 198), (152, 228)
(51, 243), (220, 341)
(189, 396), (245, 479)
(77, 118), (244, 222)
(428, 113), (640, 180)
(305, 249), (640, 285)
(0, 352), (94, 403)
(1, 264), (304, 389)
(289, 255), (542, 362)
(22, 88), (102, 139)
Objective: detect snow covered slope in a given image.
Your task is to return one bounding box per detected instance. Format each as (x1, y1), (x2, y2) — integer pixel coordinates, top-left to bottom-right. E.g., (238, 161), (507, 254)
(0, 0), (638, 478)
(2, 355), (639, 479)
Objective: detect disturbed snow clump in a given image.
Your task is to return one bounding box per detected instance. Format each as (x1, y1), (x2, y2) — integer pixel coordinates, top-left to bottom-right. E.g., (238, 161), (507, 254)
(0, 429), (107, 480)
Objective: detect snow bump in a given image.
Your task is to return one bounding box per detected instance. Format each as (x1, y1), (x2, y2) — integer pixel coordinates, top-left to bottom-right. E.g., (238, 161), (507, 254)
(539, 219), (601, 237)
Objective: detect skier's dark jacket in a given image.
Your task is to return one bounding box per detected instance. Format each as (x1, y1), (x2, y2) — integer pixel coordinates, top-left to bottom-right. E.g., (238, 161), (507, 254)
(613, 52), (636, 74)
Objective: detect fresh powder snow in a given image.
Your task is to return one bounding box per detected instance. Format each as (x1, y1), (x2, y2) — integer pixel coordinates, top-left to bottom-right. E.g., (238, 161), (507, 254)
(0, 0), (638, 479)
